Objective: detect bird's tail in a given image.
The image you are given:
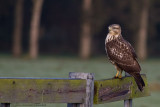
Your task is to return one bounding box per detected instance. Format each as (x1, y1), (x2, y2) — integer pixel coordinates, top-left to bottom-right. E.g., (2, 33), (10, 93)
(130, 72), (145, 91)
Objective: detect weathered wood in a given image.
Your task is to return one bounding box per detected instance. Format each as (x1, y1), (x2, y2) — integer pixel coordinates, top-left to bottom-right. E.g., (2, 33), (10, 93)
(67, 72), (94, 107)
(67, 103), (81, 107)
(94, 74), (150, 104)
(0, 103), (10, 107)
(0, 78), (86, 103)
(124, 99), (132, 107)
(124, 72), (132, 107)
(0, 73), (150, 106)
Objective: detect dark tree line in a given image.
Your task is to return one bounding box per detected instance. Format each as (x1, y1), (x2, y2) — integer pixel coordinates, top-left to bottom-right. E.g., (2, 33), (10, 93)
(0, 0), (160, 59)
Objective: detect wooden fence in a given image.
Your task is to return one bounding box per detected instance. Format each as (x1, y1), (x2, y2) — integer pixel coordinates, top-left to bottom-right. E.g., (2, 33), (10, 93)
(0, 72), (150, 107)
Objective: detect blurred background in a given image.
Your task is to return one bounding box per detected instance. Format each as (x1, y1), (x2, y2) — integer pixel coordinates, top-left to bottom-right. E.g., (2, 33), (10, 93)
(0, 0), (160, 107)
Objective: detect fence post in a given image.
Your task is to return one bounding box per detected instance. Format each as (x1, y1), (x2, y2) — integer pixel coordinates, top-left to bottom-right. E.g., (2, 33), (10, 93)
(67, 72), (94, 107)
(124, 72), (132, 107)
(0, 103), (10, 107)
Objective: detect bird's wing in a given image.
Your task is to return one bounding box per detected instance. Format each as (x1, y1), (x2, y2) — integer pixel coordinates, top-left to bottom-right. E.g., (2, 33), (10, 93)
(106, 38), (141, 72)
(124, 39), (138, 59)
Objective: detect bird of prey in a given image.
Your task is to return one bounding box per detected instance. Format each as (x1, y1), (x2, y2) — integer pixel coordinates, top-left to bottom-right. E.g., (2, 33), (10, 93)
(105, 24), (145, 91)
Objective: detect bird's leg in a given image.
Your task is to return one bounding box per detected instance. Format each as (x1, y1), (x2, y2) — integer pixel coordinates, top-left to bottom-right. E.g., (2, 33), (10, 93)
(114, 65), (120, 78)
(114, 65), (122, 79)
(118, 70), (123, 79)
(115, 70), (119, 78)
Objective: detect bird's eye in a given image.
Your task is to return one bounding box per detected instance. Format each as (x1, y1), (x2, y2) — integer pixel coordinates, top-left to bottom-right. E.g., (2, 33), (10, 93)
(113, 27), (118, 29)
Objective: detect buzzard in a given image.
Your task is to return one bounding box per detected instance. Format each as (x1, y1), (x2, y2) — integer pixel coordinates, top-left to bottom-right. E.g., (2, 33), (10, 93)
(105, 24), (145, 91)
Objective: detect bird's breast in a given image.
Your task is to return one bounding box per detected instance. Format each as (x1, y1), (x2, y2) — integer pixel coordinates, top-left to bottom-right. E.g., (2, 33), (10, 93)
(105, 34), (119, 43)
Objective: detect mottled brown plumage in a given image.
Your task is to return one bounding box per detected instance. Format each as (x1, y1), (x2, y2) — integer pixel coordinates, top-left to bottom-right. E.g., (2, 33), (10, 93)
(105, 24), (145, 91)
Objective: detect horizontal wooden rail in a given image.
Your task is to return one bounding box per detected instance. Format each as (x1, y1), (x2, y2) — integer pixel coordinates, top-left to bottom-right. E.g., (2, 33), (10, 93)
(0, 78), (86, 103)
(0, 74), (150, 106)
(94, 74), (150, 104)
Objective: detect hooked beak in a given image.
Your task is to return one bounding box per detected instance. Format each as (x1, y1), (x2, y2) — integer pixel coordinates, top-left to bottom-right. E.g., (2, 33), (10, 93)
(108, 26), (112, 32)
(108, 27), (113, 33)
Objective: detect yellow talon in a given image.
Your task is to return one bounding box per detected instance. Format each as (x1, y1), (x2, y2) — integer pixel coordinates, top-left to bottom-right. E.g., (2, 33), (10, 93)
(114, 66), (122, 79)
(118, 71), (122, 79)
(115, 70), (119, 78)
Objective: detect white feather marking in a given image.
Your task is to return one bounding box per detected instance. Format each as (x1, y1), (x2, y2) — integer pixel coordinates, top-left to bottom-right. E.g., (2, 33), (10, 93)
(111, 48), (115, 53)
(119, 53), (123, 58)
(105, 34), (119, 43)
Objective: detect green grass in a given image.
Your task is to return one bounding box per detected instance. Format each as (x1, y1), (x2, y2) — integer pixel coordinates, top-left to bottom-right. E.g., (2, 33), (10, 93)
(0, 56), (160, 107)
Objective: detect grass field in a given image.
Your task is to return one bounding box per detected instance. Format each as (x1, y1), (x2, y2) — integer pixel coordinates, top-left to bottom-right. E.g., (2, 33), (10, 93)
(0, 56), (160, 107)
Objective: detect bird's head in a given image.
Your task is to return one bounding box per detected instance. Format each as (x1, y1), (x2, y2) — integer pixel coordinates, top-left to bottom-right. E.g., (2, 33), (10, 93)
(108, 24), (121, 35)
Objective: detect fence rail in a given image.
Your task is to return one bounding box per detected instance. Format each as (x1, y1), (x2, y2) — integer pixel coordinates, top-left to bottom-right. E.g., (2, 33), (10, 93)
(0, 72), (150, 107)
(94, 74), (150, 104)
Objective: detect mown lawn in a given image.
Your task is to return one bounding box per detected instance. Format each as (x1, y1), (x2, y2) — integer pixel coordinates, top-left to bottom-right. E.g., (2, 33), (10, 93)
(0, 56), (160, 107)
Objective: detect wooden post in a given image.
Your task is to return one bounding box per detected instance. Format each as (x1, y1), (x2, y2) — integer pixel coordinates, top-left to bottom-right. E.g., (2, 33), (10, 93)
(67, 72), (94, 107)
(124, 72), (132, 107)
(0, 103), (10, 107)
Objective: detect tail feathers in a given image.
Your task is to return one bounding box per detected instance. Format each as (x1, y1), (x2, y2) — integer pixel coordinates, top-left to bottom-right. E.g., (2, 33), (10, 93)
(131, 73), (145, 91)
